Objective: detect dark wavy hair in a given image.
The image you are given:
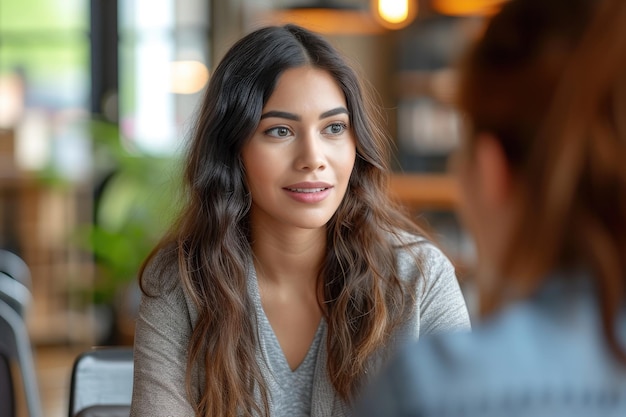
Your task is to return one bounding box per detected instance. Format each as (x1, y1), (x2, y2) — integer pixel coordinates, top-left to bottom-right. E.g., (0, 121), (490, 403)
(139, 24), (427, 416)
(458, 0), (626, 359)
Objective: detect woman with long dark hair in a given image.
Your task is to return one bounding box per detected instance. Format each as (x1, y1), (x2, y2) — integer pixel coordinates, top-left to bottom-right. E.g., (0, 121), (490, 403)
(129, 24), (470, 417)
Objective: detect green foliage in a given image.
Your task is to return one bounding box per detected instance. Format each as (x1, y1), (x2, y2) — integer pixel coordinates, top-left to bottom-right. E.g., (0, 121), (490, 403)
(74, 119), (184, 304)
(0, 0), (89, 88)
(0, 0), (88, 32)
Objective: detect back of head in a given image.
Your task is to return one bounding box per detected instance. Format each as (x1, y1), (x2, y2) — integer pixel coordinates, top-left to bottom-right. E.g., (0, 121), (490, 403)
(458, 0), (626, 327)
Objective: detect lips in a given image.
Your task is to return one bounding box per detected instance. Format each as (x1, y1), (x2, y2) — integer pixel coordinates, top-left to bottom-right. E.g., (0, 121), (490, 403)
(283, 182), (333, 203)
(285, 187), (328, 193)
(283, 182), (332, 192)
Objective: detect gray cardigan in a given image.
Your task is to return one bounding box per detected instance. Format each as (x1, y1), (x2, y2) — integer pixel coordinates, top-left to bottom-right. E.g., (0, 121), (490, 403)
(130, 238), (471, 417)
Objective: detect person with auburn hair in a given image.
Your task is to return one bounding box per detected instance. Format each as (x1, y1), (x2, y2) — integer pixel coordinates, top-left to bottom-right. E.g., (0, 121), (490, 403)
(129, 24), (470, 417)
(353, 0), (626, 415)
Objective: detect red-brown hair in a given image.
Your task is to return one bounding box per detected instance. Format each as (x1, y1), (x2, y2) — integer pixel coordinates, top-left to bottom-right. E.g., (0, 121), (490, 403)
(458, 0), (626, 359)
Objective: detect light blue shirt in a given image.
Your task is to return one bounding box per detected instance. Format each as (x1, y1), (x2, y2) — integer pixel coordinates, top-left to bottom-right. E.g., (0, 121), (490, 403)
(353, 273), (626, 417)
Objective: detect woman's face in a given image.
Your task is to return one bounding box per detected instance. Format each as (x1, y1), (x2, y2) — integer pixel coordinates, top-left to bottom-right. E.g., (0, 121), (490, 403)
(242, 66), (356, 232)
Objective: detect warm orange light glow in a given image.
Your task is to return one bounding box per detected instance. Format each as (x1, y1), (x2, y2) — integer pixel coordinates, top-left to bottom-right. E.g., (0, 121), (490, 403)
(379, 0), (409, 23)
(169, 60), (209, 94)
(371, 0), (417, 30)
(258, 8), (384, 35)
(432, 0), (508, 16)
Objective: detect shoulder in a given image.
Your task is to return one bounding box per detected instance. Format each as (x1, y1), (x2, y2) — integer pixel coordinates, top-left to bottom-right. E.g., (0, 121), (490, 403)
(386, 230), (470, 337)
(357, 295), (626, 416)
(391, 232), (459, 303)
(399, 299), (570, 381)
(141, 244), (182, 296)
(356, 322), (509, 416)
(135, 244), (199, 336)
(390, 231), (453, 280)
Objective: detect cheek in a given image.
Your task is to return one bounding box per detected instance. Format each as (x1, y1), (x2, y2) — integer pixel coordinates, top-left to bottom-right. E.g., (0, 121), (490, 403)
(335, 153), (356, 194)
(455, 159), (481, 234)
(336, 150), (357, 206)
(243, 155), (264, 180)
(343, 149), (357, 176)
(241, 147), (270, 193)
(337, 140), (357, 177)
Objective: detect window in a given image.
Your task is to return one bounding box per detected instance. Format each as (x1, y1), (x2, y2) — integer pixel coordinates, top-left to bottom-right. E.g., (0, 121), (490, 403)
(118, 0), (210, 155)
(0, 0), (90, 177)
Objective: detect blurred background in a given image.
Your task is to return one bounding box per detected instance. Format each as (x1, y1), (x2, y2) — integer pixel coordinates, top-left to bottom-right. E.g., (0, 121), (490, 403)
(0, 0), (505, 415)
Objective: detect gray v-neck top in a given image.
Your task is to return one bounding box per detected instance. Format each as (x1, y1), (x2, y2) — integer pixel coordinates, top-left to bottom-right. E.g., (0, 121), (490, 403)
(251, 269), (324, 417)
(130, 236), (471, 417)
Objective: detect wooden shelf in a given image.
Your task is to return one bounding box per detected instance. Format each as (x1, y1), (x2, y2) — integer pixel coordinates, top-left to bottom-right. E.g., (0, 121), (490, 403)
(389, 173), (459, 211)
(0, 163), (95, 345)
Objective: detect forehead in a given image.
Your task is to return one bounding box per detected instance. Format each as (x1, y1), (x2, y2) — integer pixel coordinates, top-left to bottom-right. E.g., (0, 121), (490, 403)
(263, 66), (347, 111)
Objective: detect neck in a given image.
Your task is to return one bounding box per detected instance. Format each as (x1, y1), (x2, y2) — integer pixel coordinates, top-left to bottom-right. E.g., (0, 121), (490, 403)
(250, 222), (326, 287)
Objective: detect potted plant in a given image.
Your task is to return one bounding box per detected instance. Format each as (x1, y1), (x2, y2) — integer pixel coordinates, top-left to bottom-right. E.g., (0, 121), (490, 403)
(74, 119), (182, 344)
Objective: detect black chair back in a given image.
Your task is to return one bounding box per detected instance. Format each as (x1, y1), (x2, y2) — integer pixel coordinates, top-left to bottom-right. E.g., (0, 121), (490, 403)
(0, 272), (31, 318)
(68, 347), (134, 417)
(0, 299), (43, 417)
(0, 352), (15, 417)
(74, 405), (131, 417)
(0, 249), (31, 289)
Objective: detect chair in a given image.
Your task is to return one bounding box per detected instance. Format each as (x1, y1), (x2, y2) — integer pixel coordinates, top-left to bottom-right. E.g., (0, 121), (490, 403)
(0, 272), (31, 417)
(74, 405), (131, 417)
(0, 272), (32, 318)
(0, 299), (43, 417)
(0, 249), (33, 319)
(68, 347), (134, 417)
(0, 352), (15, 417)
(0, 249), (32, 289)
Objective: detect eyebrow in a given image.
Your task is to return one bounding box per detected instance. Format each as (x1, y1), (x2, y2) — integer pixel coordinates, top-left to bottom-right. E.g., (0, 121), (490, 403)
(260, 107), (349, 121)
(320, 107), (349, 119)
(260, 111), (300, 121)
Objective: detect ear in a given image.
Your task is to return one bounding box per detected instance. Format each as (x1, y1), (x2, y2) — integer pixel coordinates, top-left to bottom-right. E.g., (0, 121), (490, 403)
(474, 132), (513, 208)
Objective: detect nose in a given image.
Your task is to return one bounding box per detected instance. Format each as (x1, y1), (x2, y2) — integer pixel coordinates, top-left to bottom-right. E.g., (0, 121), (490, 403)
(295, 131), (326, 171)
